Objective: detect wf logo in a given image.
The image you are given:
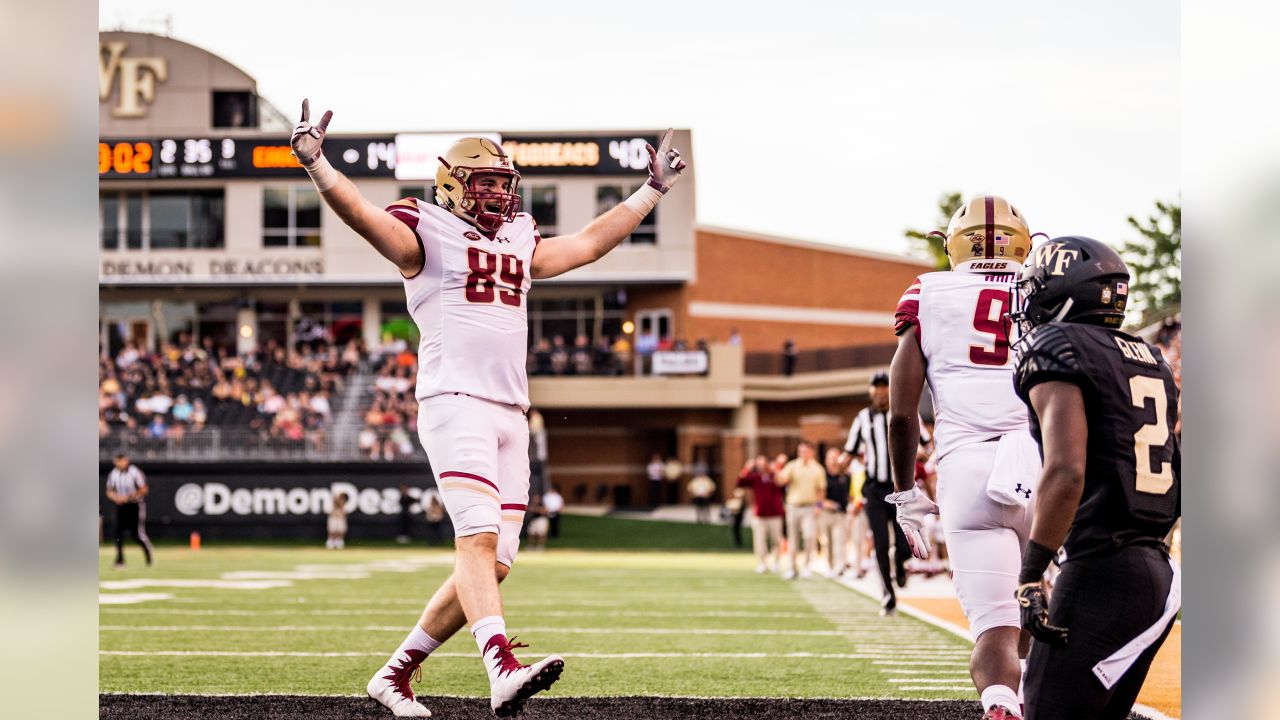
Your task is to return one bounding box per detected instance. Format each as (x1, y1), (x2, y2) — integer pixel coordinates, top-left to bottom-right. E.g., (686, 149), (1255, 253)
(99, 41), (168, 118)
(1014, 483), (1032, 499)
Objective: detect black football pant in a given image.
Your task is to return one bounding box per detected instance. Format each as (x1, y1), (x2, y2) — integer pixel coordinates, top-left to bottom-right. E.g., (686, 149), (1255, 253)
(114, 502), (154, 566)
(1025, 544), (1175, 720)
(862, 482), (911, 609)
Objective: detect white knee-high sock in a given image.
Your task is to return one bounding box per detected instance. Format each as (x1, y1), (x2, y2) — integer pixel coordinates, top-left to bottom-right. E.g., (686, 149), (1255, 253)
(383, 625), (441, 668)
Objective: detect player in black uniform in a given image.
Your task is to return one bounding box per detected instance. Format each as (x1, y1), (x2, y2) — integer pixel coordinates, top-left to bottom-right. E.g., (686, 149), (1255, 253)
(1009, 236), (1180, 720)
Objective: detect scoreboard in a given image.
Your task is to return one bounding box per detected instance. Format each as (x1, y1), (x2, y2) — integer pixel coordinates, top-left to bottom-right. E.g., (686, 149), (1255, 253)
(98, 136), (397, 179)
(99, 134), (657, 179)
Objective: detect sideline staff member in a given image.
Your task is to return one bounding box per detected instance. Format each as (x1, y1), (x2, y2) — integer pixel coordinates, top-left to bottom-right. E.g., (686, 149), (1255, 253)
(105, 452), (154, 568)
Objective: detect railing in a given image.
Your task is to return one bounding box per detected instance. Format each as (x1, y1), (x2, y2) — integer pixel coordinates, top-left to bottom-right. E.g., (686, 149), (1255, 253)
(744, 343), (897, 375)
(98, 427), (427, 463)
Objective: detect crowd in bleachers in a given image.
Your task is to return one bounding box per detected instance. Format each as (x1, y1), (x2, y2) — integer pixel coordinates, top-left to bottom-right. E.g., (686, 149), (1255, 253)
(99, 334), (363, 452)
(359, 344), (420, 461)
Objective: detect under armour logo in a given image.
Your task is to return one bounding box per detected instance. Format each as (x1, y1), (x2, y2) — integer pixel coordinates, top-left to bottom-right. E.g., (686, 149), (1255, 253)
(1014, 483), (1032, 499)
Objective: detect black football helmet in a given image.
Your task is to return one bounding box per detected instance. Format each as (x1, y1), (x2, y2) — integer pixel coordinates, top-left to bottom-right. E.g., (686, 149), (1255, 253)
(1011, 235), (1131, 332)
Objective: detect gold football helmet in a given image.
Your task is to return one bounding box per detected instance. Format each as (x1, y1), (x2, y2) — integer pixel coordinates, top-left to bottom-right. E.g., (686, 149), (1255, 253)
(434, 137), (521, 232)
(938, 196), (1032, 268)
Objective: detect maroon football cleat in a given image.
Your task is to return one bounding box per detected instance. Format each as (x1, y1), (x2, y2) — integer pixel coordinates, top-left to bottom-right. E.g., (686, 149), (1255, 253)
(982, 705), (1023, 720)
(482, 635), (564, 717)
(367, 649), (432, 717)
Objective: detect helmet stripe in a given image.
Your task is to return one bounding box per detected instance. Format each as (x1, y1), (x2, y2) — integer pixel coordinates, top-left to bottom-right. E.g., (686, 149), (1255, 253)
(984, 196), (995, 259)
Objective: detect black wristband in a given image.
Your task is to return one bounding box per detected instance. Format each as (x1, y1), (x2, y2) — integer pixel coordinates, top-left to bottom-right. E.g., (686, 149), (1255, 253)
(1019, 540), (1056, 584)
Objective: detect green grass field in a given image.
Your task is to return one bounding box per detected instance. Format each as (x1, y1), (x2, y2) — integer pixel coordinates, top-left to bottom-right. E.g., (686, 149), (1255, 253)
(100, 542), (977, 701)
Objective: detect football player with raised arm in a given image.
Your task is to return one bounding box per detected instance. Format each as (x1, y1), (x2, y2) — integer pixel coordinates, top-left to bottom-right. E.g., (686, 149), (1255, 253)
(290, 102), (686, 718)
(884, 196), (1039, 720)
(1010, 236), (1180, 720)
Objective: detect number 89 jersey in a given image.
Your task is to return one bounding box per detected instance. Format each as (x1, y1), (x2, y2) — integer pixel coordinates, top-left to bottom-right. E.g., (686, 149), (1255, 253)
(387, 199), (539, 410)
(1014, 322), (1181, 560)
(895, 264), (1029, 462)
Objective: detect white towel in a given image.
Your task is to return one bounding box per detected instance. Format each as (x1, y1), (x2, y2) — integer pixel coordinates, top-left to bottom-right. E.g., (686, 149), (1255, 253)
(1092, 557), (1181, 689)
(986, 429), (1043, 508)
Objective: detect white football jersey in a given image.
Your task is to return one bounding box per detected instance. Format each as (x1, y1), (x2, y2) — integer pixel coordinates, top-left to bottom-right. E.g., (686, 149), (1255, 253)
(894, 259), (1027, 460)
(387, 200), (540, 410)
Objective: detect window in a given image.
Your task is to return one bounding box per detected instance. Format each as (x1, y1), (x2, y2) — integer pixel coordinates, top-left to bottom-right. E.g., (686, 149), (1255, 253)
(100, 194), (119, 250)
(99, 190), (225, 250)
(212, 91), (257, 128)
(596, 182), (655, 244)
(263, 186), (322, 247)
(398, 186), (433, 205)
(520, 184), (558, 236)
(528, 293), (627, 346)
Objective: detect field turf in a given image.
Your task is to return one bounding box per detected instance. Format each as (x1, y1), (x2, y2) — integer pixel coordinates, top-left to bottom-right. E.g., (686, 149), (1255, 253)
(99, 539), (1156, 719)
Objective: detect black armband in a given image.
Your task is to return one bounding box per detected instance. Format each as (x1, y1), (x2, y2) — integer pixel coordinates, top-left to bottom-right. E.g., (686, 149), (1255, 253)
(1019, 540), (1057, 584)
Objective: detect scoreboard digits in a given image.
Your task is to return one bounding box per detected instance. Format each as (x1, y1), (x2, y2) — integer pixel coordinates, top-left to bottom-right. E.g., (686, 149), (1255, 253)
(101, 136), (396, 179)
(99, 141), (155, 177)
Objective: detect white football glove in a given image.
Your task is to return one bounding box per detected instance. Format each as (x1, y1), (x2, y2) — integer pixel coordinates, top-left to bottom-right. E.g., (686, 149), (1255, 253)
(644, 128), (687, 193)
(884, 487), (940, 560)
(290, 98), (332, 167)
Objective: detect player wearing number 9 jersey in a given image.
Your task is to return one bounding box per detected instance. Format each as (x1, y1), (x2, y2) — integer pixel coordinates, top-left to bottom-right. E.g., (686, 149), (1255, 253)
(1010, 236), (1180, 720)
(886, 196), (1038, 720)
(289, 100), (688, 718)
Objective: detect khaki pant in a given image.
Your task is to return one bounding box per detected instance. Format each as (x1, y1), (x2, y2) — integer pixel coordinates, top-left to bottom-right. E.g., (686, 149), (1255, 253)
(785, 503), (819, 573)
(819, 509), (849, 574)
(849, 505), (870, 575)
(751, 515), (784, 568)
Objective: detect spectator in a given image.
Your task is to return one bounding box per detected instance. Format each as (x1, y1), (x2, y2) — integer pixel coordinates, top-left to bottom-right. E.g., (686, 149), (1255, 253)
(776, 440), (826, 580)
(326, 492), (349, 549)
(593, 336), (617, 375)
(397, 484), (414, 544)
(543, 485), (565, 539)
(526, 495), (550, 551)
(531, 338), (553, 376)
(782, 339), (798, 376)
(728, 327), (742, 346)
(528, 409), (548, 495)
(847, 457), (869, 579)
(646, 454), (665, 509)
(688, 470), (716, 524)
(738, 455), (785, 574)
(423, 494), (448, 545)
(724, 487), (747, 548)
(611, 335), (633, 375)
(172, 394), (193, 424)
(821, 447), (852, 578)
(662, 455), (685, 505)
(635, 327), (658, 374)
(570, 335), (593, 375)
(549, 335), (569, 375)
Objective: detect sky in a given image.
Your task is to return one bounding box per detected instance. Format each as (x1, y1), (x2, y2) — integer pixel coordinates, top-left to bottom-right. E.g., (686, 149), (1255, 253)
(98, 0), (1179, 259)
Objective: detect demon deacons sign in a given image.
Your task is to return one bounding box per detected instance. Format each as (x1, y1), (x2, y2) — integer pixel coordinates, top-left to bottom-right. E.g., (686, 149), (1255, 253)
(172, 482), (441, 517)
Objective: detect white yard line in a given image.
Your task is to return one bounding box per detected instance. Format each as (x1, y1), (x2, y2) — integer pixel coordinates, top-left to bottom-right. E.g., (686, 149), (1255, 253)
(99, 650), (924, 660)
(100, 625), (862, 637)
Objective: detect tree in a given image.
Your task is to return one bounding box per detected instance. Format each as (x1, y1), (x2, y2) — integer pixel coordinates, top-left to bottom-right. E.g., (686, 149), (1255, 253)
(1120, 199), (1181, 327)
(904, 191), (963, 270)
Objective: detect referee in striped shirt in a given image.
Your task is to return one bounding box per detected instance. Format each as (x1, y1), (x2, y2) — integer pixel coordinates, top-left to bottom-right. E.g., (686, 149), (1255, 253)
(105, 452), (153, 568)
(839, 372), (910, 614)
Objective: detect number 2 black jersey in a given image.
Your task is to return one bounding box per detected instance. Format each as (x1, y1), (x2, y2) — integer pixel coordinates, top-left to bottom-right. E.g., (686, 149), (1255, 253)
(1013, 322), (1181, 560)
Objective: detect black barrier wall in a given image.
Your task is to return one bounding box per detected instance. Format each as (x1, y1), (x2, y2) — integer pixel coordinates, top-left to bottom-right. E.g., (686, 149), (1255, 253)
(98, 462), (447, 542)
